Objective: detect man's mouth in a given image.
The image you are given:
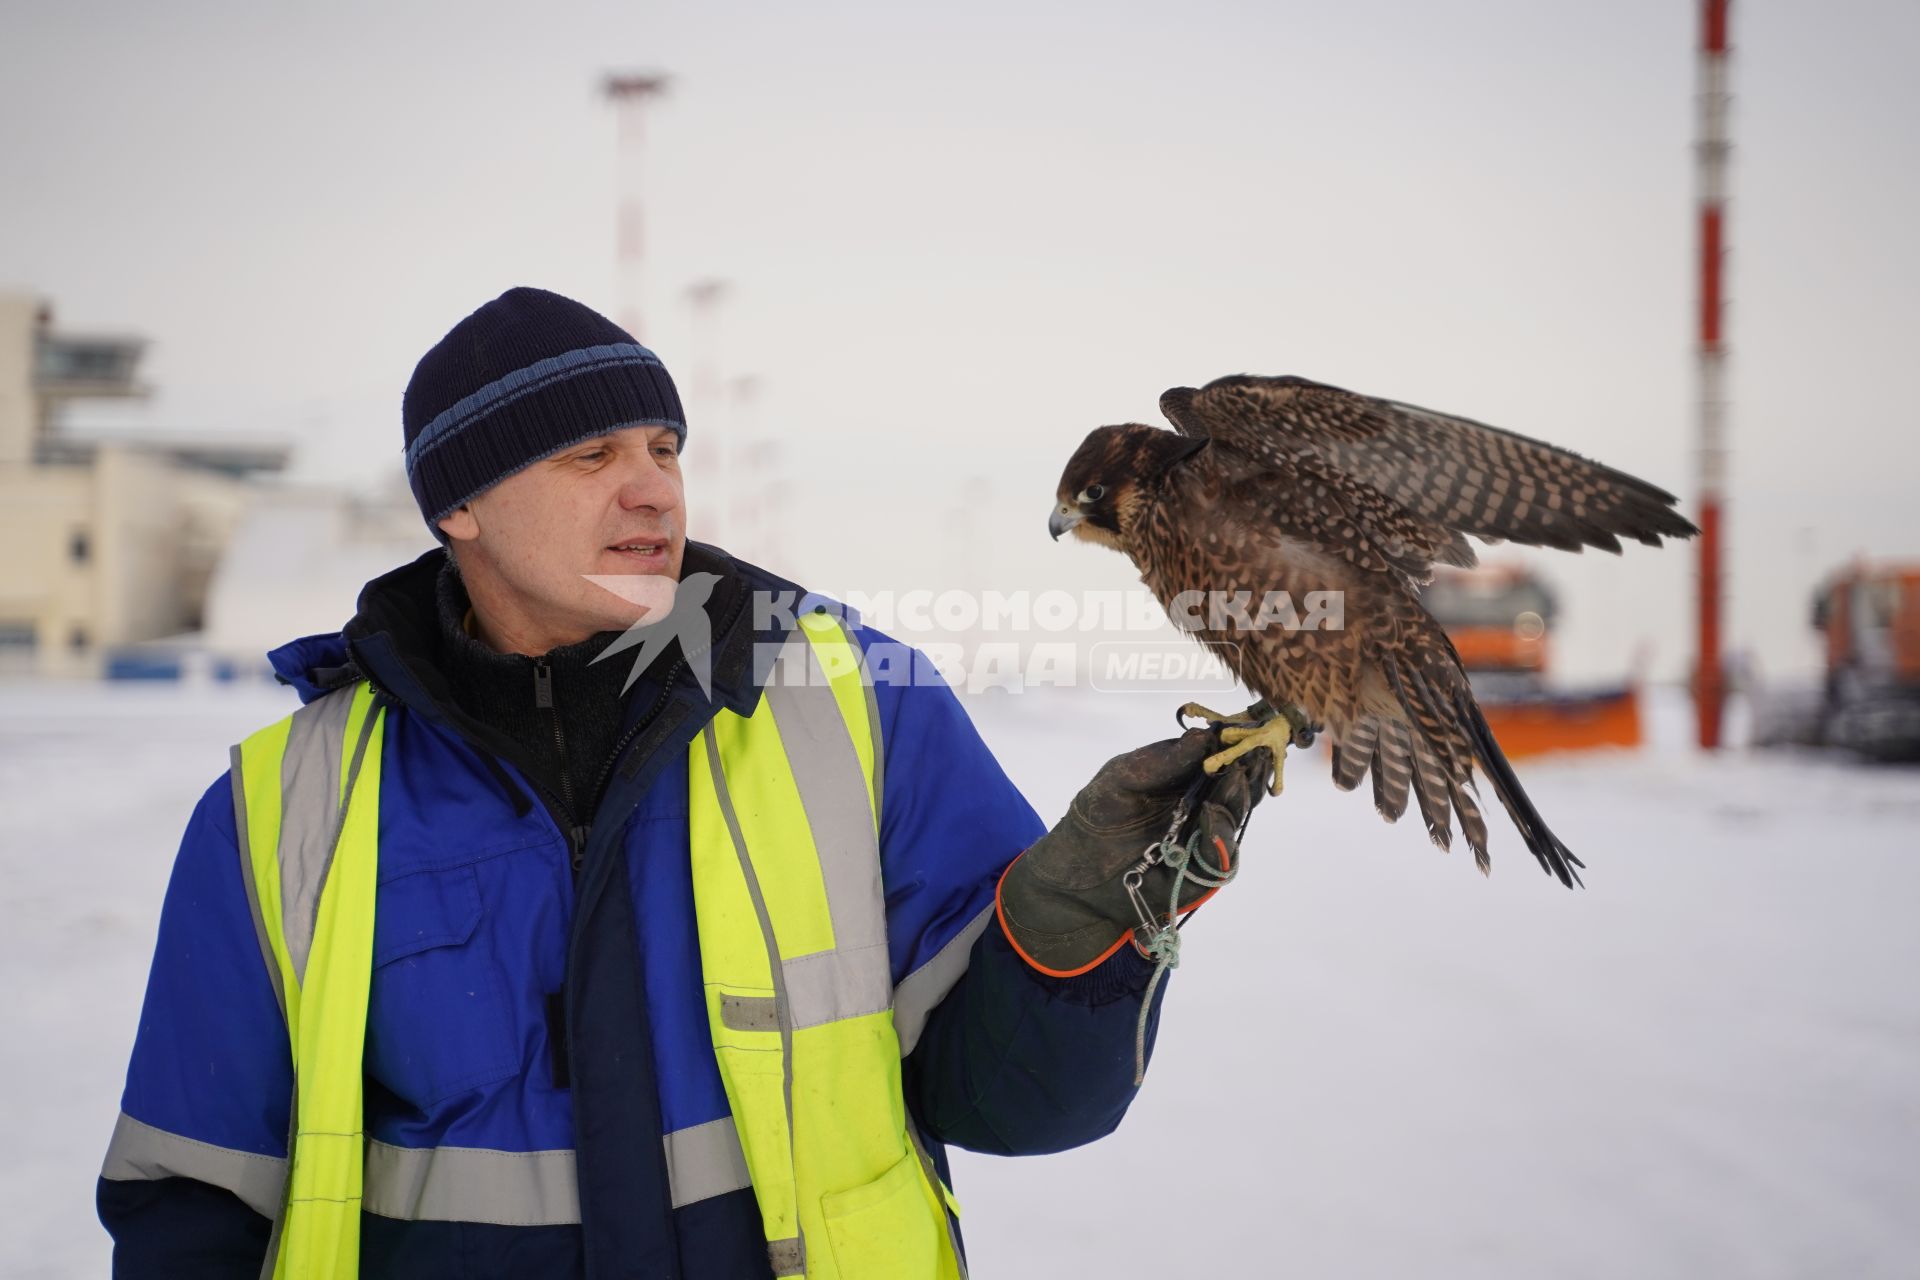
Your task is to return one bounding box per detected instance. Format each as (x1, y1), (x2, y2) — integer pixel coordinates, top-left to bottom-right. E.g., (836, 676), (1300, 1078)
(607, 539), (668, 563)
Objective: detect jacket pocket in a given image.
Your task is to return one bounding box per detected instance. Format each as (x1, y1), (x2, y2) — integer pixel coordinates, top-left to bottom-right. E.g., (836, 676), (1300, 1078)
(366, 864), (520, 1107)
(820, 1148), (945, 1278)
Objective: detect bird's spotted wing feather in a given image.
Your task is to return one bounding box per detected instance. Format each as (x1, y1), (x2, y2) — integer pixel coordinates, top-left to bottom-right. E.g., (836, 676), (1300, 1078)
(1222, 450), (1474, 585)
(1161, 375), (1698, 553)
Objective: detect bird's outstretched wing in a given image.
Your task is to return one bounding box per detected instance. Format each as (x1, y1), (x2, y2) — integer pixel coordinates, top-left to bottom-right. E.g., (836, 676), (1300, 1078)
(1160, 375), (1699, 554)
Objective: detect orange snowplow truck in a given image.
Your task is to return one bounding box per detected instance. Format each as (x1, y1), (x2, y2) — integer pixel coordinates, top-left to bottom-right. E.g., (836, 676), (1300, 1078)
(1424, 565), (1553, 674)
(1424, 564), (1641, 758)
(1811, 563), (1920, 760)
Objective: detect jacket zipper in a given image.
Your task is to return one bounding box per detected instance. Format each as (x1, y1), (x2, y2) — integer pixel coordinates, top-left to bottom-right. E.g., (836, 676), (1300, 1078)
(586, 655), (684, 807)
(577, 576), (748, 816)
(534, 658), (592, 874)
(339, 662), (581, 862)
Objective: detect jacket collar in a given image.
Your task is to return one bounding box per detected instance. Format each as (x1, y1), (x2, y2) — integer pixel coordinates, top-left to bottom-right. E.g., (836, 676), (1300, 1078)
(266, 541), (803, 724)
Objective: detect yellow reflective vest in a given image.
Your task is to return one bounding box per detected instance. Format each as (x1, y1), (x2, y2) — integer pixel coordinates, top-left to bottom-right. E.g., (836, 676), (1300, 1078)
(230, 612), (964, 1278)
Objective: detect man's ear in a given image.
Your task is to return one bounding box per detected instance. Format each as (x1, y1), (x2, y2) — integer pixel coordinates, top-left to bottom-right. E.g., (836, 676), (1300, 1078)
(437, 504), (480, 543)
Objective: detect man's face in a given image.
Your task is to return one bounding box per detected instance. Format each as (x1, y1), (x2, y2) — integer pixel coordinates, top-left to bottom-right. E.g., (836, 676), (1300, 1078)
(437, 423), (686, 644)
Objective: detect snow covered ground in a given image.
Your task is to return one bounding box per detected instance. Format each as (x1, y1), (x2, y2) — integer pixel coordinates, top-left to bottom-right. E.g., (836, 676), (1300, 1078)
(3, 679), (1917, 1278)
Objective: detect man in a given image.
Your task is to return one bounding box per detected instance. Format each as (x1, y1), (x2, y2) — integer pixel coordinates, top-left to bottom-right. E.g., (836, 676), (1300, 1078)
(97, 287), (1266, 1279)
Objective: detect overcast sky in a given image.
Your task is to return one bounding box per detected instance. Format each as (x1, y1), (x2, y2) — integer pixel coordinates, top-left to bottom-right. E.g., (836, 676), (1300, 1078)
(4, 0), (1916, 682)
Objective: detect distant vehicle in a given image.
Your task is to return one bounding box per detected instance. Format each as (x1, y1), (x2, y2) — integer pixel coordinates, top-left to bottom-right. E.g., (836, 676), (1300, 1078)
(1809, 563), (1920, 761)
(1423, 565), (1641, 758)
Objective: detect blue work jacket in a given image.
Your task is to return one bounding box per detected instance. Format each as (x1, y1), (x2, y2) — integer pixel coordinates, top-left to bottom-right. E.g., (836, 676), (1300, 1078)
(98, 546), (1168, 1278)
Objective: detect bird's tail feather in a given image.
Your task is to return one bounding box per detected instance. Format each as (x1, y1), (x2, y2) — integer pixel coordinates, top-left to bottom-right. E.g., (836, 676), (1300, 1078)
(1331, 717), (1378, 792)
(1372, 721), (1414, 822)
(1406, 735), (1455, 853)
(1454, 685), (1585, 888)
(1451, 776), (1491, 875)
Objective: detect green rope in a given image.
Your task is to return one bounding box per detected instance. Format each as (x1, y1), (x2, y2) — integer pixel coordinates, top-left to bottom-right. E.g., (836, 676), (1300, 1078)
(1131, 823), (1239, 1086)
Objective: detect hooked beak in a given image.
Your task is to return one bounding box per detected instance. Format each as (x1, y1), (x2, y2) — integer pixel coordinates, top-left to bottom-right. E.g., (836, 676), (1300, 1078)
(1048, 504), (1084, 541)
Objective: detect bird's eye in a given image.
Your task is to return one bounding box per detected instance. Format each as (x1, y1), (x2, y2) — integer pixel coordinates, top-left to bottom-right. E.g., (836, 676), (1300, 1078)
(1079, 484), (1106, 504)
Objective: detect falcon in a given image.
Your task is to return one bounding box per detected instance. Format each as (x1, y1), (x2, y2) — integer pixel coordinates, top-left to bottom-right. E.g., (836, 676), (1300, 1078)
(1048, 374), (1698, 888)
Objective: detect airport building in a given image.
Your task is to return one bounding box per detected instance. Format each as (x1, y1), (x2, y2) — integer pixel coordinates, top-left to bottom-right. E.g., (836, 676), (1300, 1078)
(0, 291), (290, 676)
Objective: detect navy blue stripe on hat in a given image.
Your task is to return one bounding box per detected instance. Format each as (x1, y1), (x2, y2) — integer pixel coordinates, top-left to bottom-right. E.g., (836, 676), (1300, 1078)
(405, 343), (665, 475)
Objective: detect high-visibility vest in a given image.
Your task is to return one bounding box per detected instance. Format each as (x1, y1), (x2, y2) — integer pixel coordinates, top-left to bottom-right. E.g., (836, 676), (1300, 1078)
(230, 613), (965, 1278)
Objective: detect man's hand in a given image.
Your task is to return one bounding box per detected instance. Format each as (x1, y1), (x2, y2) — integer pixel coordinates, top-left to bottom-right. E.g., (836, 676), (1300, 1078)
(995, 728), (1270, 978)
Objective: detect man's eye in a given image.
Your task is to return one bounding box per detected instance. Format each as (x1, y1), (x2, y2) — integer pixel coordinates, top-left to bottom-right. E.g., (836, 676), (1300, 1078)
(653, 445), (679, 459)
(578, 450), (608, 463)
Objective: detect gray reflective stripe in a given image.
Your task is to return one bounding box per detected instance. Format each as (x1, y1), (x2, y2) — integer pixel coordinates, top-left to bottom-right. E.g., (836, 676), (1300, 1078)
(274, 687), (372, 984)
(859, 643), (883, 827)
(719, 955), (894, 1034)
(836, 612), (886, 827)
(360, 1121), (754, 1224)
(364, 1141), (579, 1226)
(893, 902), (995, 1059)
(765, 632), (886, 955)
(664, 1116), (753, 1208)
(229, 744), (288, 1025)
(784, 944), (893, 1029)
(760, 626), (895, 1032)
(274, 689), (350, 981)
(768, 1235), (806, 1276)
(101, 1112), (288, 1220)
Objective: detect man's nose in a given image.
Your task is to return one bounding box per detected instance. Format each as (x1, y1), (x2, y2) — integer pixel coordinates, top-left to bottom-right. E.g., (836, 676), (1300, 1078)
(614, 448), (681, 513)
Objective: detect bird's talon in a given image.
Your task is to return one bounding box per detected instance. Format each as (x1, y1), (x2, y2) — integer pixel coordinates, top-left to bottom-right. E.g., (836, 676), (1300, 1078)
(1177, 701), (1239, 729)
(1176, 699), (1272, 730)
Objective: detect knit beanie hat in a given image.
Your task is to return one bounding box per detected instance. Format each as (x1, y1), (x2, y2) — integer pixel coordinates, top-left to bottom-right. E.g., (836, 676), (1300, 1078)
(402, 287), (686, 537)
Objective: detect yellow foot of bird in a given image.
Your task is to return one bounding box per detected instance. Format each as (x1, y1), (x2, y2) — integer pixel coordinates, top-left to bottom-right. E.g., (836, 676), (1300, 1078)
(1203, 716), (1294, 796)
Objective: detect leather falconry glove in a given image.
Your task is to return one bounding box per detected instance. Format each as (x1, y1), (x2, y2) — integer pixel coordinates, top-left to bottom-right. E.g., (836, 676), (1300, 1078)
(995, 727), (1269, 978)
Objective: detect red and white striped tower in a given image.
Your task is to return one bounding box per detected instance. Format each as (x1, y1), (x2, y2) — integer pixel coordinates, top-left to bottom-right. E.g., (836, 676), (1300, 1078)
(602, 73), (669, 341)
(1693, 0), (1732, 748)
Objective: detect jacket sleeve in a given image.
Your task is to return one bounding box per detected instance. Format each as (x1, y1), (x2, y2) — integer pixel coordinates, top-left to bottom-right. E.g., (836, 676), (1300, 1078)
(97, 771), (289, 1276)
(859, 630), (1172, 1156)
